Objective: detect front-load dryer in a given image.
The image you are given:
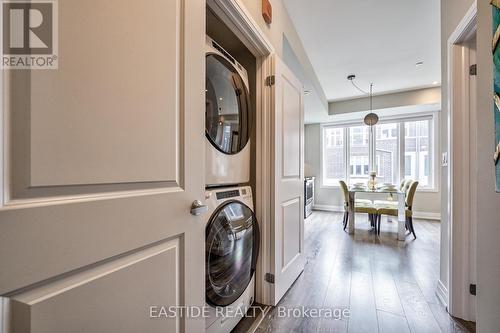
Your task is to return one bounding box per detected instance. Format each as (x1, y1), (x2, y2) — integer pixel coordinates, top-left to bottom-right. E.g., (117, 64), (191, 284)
(204, 186), (259, 333)
(205, 36), (252, 187)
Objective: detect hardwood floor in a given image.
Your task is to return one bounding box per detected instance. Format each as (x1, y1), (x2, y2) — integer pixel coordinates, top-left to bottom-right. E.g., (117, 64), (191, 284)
(253, 211), (474, 333)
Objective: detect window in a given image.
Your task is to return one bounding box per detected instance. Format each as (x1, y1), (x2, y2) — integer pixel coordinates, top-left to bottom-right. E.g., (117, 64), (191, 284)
(405, 119), (432, 187)
(321, 115), (436, 189)
(351, 126), (368, 146)
(322, 127), (346, 186)
(424, 155), (430, 176)
(376, 122), (399, 184)
(349, 126), (369, 183)
(405, 155), (413, 176)
(350, 156), (369, 176)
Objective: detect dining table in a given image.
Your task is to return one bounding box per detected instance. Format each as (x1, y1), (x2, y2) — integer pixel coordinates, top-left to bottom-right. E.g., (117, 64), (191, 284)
(347, 186), (406, 241)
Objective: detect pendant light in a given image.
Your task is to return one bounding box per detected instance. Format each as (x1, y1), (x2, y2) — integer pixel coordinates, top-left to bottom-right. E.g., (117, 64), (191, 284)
(364, 84), (379, 127)
(347, 75), (379, 127)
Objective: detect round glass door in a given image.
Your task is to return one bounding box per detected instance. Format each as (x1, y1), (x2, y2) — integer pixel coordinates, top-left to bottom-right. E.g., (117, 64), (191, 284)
(205, 201), (259, 307)
(206, 54), (251, 155)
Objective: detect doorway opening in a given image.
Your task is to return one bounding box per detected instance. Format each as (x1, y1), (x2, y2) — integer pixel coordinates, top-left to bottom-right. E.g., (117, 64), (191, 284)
(446, 2), (477, 323)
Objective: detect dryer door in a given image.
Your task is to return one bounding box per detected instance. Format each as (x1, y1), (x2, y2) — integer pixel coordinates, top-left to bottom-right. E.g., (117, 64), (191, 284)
(205, 201), (259, 307)
(205, 54), (251, 155)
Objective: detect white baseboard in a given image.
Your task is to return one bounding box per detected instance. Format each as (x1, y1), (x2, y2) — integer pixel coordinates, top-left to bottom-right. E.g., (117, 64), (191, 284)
(313, 204), (343, 212)
(313, 205), (441, 221)
(412, 211), (441, 221)
(436, 279), (448, 307)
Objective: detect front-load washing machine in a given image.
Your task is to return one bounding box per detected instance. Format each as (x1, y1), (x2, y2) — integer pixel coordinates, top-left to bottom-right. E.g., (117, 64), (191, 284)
(204, 186), (259, 333)
(205, 36), (252, 187)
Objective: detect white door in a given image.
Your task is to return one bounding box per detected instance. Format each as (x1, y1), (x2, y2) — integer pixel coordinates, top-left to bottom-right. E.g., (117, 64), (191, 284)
(0, 1), (206, 332)
(269, 56), (305, 305)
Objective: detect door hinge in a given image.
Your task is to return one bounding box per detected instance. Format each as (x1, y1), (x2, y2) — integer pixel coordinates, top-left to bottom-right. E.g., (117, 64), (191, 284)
(266, 75), (275, 86)
(469, 64), (477, 76)
(265, 273), (275, 284)
(470, 284), (476, 296)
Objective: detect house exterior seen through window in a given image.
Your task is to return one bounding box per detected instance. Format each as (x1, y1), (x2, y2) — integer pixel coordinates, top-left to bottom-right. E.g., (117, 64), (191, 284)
(322, 116), (435, 189)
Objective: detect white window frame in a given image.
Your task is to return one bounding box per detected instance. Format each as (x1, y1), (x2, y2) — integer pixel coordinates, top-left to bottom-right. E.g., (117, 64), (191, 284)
(320, 112), (439, 192)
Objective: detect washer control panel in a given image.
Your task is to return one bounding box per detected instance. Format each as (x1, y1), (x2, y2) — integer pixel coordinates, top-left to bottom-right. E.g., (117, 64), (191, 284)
(216, 189), (240, 200)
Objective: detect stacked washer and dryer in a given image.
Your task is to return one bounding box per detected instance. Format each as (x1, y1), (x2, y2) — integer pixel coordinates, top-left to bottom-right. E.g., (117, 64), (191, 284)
(204, 36), (260, 333)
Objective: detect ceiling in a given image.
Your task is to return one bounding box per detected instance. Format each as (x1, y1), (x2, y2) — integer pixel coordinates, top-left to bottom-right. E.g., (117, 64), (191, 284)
(284, 0), (441, 102)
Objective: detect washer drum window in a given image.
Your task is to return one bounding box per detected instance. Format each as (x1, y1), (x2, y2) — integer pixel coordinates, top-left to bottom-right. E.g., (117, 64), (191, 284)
(205, 201), (259, 307)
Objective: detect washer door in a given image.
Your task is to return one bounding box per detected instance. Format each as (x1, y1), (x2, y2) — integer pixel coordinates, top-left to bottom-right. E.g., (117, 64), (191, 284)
(206, 54), (251, 155)
(205, 201), (259, 307)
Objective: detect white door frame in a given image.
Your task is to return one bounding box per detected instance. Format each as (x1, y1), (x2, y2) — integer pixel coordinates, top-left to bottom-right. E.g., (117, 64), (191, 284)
(206, 0), (276, 305)
(446, 0), (477, 321)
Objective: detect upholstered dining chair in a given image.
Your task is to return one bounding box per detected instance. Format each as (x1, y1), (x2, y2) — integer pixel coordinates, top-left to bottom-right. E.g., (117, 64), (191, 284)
(373, 178), (412, 207)
(339, 180), (378, 232)
(375, 181), (419, 238)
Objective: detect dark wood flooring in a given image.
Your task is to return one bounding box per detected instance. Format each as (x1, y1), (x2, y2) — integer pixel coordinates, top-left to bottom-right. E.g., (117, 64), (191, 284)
(252, 211), (474, 333)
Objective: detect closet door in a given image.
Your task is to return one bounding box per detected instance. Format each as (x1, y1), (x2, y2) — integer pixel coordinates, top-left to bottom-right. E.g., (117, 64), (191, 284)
(0, 0), (206, 332)
(269, 56), (306, 305)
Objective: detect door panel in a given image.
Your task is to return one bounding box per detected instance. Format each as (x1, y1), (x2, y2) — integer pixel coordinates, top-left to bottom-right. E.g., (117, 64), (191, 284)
(10, 239), (180, 333)
(11, 0), (182, 190)
(282, 198), (301, 268)
(0, 0), (206, 332)
(270, 56), (305, 305)
(282, 78), (301, 178)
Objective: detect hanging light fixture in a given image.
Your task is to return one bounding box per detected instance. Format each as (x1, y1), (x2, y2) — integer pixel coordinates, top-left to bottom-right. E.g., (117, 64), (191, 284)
(348, 75), (379, 184)
(364, 84), (379, 126)
(347, 75), (379, 126)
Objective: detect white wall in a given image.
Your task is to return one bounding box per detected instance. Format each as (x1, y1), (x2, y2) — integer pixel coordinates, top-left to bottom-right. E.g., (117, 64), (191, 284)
(441, 1), (500, 329)
(240, 0), (328, 116)
(305, 124), (442, 217)
(282, 36), (327, 123)
(476, 1), (500, 331)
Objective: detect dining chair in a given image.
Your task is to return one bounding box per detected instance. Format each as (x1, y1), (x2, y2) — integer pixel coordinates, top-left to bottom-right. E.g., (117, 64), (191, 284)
(339, 180), (378, 232)
(375, 181), (419, 238)
(373, 178), (412, 207)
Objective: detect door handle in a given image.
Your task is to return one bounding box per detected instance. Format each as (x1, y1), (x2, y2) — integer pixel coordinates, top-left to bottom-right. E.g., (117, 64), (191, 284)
(190, 200), (208, 216)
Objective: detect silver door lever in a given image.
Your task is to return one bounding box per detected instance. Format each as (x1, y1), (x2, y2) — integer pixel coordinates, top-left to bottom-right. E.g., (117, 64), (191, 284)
(190, 200), (208, 216)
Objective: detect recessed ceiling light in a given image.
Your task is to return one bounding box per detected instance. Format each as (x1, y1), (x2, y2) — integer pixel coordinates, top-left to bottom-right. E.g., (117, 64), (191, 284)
(432, 81), (439, 85)
(415, 61), (424, 67)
